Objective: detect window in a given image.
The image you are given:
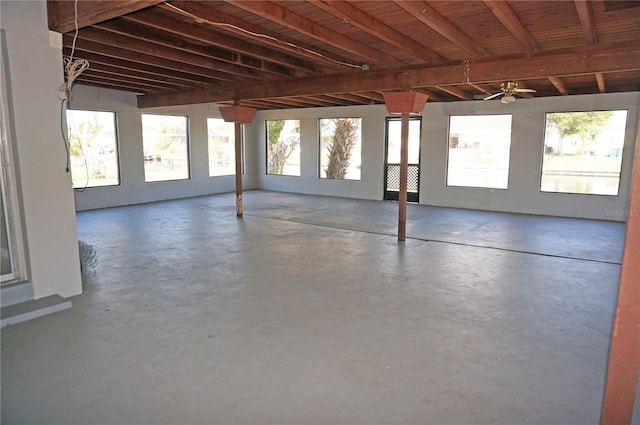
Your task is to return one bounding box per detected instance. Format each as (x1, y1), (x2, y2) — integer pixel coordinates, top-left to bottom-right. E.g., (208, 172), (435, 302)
(447, 115), (512, 189)
(142, 114), (189, 182)
(319, 118), (362, 180)
(66, 110), (119, 188)
(541, 110), (627, 196)
(208, 118), (237, 177)
(266, 120), (300, 176)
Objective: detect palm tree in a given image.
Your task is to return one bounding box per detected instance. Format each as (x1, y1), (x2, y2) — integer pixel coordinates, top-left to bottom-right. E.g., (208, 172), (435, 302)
(325, 118), (359, 179)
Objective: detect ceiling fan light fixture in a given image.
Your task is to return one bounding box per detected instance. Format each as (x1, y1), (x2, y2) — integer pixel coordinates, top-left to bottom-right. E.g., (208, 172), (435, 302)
(501, 95), (516, 104)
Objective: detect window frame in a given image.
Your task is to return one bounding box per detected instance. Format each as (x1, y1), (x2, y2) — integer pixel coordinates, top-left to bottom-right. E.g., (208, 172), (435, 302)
(207, 117), (244, 177)
(539, 109), (628, 197)
(66, 108), (121, 189)
(318, 117), (363, 181)
(265, 119), (301, 177)
(141, 113), (191, 183)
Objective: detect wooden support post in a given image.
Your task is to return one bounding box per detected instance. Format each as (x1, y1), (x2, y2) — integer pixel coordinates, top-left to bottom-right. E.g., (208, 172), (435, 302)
(600, 118), (640, 425)
(234, 122), (243, 217)
(398, 113), (410, 241)
(382, 91), (428, 242)
(218, 105), (257, 218)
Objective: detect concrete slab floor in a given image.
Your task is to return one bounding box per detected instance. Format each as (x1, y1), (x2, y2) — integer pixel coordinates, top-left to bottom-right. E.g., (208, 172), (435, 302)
(2, 190), (638, 424)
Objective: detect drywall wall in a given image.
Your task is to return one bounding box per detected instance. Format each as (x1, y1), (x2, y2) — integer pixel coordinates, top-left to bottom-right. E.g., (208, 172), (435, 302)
(1, 0), (82, 298)
(70, 81), (638, 222)
(71, 85), (260, 211)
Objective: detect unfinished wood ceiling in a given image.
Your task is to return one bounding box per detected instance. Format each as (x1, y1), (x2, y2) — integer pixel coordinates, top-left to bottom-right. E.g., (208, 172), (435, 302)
(48, 0), (640, 109)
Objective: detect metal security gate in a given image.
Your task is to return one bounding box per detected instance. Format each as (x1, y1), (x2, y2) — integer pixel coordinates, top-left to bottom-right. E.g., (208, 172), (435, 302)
(384, 164), (420, 202)
(384, 117), (421, 202)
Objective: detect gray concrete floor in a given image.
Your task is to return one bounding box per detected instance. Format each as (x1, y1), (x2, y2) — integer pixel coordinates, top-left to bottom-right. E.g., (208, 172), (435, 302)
(2, 191), (637, 424)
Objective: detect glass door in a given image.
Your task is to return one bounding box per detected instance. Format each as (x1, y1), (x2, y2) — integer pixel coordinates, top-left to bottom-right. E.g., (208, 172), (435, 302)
(384, 116), (422, 202)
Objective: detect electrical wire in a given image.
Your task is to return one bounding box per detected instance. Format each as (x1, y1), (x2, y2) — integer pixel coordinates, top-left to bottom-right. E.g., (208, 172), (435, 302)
(58, 0), (89, 101)
(162, 2), (365, 70)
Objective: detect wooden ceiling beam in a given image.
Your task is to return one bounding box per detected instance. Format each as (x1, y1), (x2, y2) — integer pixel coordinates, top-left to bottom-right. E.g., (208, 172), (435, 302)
(66, 36), (228, 84)
(47, 0), (163, 33)
(434, 85), (473, 101)
(574, 0), (598, 45)
(226, 0), (406, 67)
(596, 73), (606, 93)
(78, 26), (262, 82)
(482, 0), (538, 53)
(548, 76), (569, 95)
(124, 9), (321, 75)
(137, 43), (640, 108)
(96, 19), (295, 78)
(307, 0), (444, 63)
(392, 0), (491, 57)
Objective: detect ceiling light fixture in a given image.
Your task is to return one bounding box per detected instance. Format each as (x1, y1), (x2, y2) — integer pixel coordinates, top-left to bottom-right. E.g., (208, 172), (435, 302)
(501, 95), (516, 104)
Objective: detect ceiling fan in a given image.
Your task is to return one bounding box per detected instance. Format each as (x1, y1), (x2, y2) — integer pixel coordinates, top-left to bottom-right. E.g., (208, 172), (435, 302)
(484, 81), (536, 104)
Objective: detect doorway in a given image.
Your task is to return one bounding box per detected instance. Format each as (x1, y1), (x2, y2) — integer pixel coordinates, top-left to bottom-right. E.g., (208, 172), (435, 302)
(383, 116), (422, 202)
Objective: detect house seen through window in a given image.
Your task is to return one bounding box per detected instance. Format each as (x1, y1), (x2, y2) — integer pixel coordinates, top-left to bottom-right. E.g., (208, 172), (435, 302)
(208, 118), (238, 177)
(142, 114), (190, 182)
(66, 109), (120, 189)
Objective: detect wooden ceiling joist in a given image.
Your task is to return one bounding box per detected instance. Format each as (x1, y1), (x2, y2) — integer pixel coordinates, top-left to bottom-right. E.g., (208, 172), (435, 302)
(307, 0), (444, 64)
(123, 9), (321, 75)
(482, 0), (538, 53)
(596, 73), (606, 93)
(138, 43), (640, 108)
(95, 19), (296, 78)
(548, 76), (569, 95)
(76, 27), (264, 82)
(82, 63), (192, 90)
(67, 36), (233, 84)
(435, 85), (473, 101)
(393, 0), (491, 57)
(65, 49), (213, 87)
(47, 0), (163, 33)
(467, 83), (494, 96)
(226, 0), (406, 67)
(75, 76), (150, 94)
(574, 0), (598, 45)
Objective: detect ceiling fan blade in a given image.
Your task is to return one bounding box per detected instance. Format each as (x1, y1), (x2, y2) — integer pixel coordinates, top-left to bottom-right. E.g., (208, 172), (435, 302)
(514, 88), (536, 93)
(483, 92), (503, 100)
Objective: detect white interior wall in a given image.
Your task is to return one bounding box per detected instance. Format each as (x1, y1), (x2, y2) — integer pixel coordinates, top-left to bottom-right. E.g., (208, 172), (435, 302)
(71, 85), (260, 211)
(1, 0), (82, 298)
(70, 81), (638, 222)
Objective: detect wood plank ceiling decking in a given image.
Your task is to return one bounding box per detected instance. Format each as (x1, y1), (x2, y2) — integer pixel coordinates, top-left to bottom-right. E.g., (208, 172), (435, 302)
(48, 0), (640, 109)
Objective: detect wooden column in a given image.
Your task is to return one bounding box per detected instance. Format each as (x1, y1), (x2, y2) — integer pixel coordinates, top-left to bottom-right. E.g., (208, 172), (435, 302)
(218, 105), (257, 218)
(382, 91), (428, 242)
(398, 112), (410, 241)
(234, 122), (243, 217)
(600, 117), (640, 425)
